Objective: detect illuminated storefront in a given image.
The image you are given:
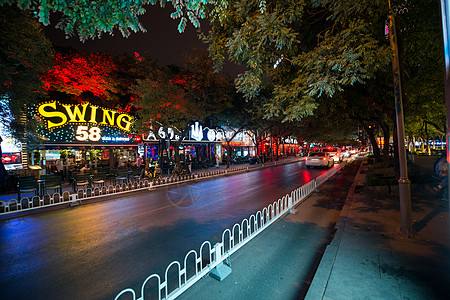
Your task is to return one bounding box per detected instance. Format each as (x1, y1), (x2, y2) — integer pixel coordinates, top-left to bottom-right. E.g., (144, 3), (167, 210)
(143, 122), (224, 165)
(1, 136), (23, 171)
(0, 98), (25, 171)
(143, 122), (256, 167)
(32, 101), (139, 169)
(221, 129), (256, 159)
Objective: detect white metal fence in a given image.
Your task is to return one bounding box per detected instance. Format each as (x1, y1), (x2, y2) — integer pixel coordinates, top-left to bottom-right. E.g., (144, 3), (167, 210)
(114, 162), (346, 300)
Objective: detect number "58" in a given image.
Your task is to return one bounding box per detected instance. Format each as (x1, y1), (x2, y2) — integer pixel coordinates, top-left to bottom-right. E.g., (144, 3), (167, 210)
(75, 126), (101, 142)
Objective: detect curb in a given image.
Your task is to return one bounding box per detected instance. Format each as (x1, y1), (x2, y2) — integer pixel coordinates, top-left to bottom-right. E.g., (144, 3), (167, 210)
(305, 159), (364, 300)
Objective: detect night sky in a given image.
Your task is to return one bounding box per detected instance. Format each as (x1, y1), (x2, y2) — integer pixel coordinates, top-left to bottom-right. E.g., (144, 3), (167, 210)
(45, 5), (242, 76)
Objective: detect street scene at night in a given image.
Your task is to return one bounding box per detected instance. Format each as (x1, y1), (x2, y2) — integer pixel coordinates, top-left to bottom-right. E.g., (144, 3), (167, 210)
(0, 1), (449, 300)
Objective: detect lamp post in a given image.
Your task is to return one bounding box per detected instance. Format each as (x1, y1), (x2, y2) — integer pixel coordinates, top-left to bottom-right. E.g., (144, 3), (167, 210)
(440, 0), (450, 224)
(388, 1), (412, 236)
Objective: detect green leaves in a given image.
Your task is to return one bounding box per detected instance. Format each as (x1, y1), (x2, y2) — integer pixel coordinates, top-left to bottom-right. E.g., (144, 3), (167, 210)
(0, 5), (54, 138)
(205, 0), (392, 121)
(1, 0), (211, 40)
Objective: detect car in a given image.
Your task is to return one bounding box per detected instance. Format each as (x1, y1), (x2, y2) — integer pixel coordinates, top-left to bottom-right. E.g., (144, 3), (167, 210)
(324, 147), (343, 163)
(341, 147), (351, 158)
(305, 152), (334, 169)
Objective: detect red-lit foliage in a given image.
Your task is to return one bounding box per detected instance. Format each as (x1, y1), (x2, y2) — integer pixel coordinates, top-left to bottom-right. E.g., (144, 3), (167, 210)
(41, 52), (118, 101)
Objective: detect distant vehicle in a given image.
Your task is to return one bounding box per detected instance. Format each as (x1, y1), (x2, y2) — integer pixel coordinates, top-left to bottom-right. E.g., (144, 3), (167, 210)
(324, 146), (343, 163)
(341, 147), (351, 158)
(357, 147), (368, 156)
(305, 152), (334, 169)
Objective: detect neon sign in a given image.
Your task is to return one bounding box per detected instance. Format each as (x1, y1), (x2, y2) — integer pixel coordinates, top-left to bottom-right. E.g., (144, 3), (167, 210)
(144, 122), (225, 142)
(75, 126), (101, 142)
(36, 101), (134, 132)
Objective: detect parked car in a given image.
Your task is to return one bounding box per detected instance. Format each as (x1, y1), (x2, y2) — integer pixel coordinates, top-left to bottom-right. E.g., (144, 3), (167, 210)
(305, 152), (334, 169)
(324, 147), (343, 163)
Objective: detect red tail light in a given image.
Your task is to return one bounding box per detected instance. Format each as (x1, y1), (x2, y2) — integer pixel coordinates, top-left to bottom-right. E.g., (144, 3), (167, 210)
(322, 158), (326, 161)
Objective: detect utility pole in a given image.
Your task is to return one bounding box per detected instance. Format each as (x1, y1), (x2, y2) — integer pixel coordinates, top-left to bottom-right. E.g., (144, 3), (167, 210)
(440, 0), (450, 225)
(388, 1), (412, 236)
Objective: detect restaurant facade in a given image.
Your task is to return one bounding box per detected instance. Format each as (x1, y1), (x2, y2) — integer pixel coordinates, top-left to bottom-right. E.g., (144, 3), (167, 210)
(4, 100), (258, 174)
(28, 100), (139, 173)
(143, 122), (256, 167)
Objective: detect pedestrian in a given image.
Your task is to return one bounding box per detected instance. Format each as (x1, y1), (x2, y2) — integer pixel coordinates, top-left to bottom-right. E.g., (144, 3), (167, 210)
(80, 160), (90, 173)
(215, 153), (220, 167)
(186, 153), (192, 174)
(118, 156), (127, 168)
(55, 158), (64, 180)
(133, 155), (144, 177)
(434, 157), (448, 193)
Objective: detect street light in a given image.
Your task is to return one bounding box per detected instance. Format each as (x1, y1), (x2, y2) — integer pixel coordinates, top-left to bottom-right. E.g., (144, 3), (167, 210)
(388, 0), (412, 236)
(440, 0), (450, 228)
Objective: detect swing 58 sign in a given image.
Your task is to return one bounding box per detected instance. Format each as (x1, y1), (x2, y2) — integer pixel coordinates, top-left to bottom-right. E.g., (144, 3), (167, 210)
(36, 101), (135, 143)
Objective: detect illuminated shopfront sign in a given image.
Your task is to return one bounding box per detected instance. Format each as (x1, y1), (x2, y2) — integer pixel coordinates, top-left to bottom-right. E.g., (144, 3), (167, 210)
(36, 101), (135, 144)
(144, 122), (225, 142)
(36, 101), (134, 132)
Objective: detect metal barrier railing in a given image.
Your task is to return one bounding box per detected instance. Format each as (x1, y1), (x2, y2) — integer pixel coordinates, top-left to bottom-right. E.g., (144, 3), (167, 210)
(0, 159), (301, 217)
(114, 162), (345, 300)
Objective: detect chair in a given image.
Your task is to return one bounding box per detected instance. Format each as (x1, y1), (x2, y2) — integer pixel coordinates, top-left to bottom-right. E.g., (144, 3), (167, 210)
(105, 168), (117, 185)
(131, 167), (142, 182)
(17, 176), (37, 201)
(44, 175), (62, 195)
(91, 172), (105, 188)
(73, 174), (90, 192)
(116, 170), (129, 185)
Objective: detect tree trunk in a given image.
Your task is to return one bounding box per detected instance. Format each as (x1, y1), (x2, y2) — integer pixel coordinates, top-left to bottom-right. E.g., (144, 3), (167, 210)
(364, 124), (381, 162)
(226, 142), (231, 168)
(381, 121), (390, 165)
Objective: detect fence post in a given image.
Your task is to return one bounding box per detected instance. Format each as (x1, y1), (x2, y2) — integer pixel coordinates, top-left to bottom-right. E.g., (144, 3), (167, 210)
(210, 242), (232, 281)
(69, 194), (79, 206)
(288, 196), (297, 214)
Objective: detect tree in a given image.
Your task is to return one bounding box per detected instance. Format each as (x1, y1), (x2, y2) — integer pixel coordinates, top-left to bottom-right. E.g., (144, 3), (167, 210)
(212, 91), (255, 168)
(204, 0), (392, 121)
(0, 0), (209, 41)
(398, 0), (445, 148)
(0, 5), (53, 138)
(41, 52), (121, 106)
(132, 52), (233, 166)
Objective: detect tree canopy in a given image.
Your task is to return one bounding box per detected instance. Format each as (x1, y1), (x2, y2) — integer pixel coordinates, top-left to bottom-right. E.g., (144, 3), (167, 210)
(41, 52), (120, 104)
(204, 0), (392, 121)
(0, 4), (53, 137)
(132, 51), (233, 136)
(0, 0), (209, 41)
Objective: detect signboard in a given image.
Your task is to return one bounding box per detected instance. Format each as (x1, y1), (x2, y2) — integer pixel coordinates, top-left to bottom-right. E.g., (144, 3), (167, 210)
(144, 122), (225, 142)
(36, 101), (135, 144)
(36, 101), (134, 132)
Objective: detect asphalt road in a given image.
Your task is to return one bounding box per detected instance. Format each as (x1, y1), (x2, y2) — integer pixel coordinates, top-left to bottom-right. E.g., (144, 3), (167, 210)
(0, 161), (331, 300)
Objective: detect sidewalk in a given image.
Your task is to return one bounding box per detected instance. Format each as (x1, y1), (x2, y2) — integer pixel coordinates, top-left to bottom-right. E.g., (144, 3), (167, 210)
(178, 159), (361, 300)
(177, 157), (449, 300)
(306, 157), (450, 299)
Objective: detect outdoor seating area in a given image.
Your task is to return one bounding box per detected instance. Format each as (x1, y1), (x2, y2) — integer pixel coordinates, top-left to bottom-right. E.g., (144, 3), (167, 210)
(17, 176), (37, 201)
